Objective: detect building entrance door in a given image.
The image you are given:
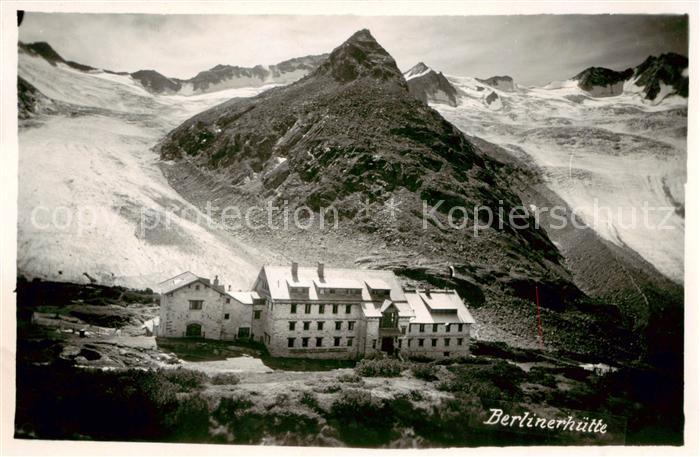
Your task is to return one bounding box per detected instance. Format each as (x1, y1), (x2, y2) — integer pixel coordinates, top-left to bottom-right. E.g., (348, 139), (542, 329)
(381, 337), (394, 354)
(186, 323), (202, 337)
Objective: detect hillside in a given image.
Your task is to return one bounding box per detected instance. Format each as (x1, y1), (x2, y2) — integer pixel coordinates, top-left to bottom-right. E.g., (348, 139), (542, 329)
(155, 29), (669, 358)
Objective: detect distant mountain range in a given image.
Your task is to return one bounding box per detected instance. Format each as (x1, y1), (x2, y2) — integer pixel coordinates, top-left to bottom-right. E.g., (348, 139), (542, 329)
(403, 54), (688, 108)
(18, 41), (327, 95)
(573, 53), (688, 99)
(19, 40), (688, 103)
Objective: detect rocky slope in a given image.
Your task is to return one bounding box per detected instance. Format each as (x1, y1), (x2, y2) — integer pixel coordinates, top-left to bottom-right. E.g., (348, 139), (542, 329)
(404, 62), (459, 106)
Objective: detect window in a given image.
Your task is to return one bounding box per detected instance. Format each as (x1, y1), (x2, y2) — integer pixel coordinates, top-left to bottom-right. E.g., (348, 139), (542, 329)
(335, 321), (342, 331)
(291, 304), (297, 314)
(345, 304), (351, 314)
(238, 327), (250, 338)
(303, 321), (310, 330)
(348, 321), (355, 331)
(317, 321), (324, 330)
(305, 304), (311, 314)
(288, 338), (295, 348)
(419, 324), (425, 333)
(407, 339), (412, 347)
(332, 304), (338, 314)
(195, 285), (200, 290)
(226, 298), (231, 304)
(347, 337), (354, 347)
(446, 324), (450, 332)
(188, 300), (203, 310)
(319, 304), (325, 314)
(457, 338), (463, 346)
(444, 352), (450, 357)
(380, 310), (398, 328)
(334, 337), (341, 347)
(398, 339), (402, 348)
(444, 338), (450, 346)
(254, 310), (261, 319)
(418, 338), (424, 347)
(302, 337), (309, 347)
(433, 324), (439, 332)
(315, 337), (323, 347)
(372, 339), (376, 349)
(458, 324), (464, 332)
(289, 321), (296, 331)
(224, 313), (230, 320)
(431, 338), (437, 347)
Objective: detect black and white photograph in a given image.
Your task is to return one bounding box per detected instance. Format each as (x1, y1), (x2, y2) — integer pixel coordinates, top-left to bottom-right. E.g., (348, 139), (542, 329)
(1, 1), (697, 454)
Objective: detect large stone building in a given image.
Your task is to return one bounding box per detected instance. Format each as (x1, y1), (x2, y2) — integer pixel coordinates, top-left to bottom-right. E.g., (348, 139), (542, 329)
(155, 263), (475, 359)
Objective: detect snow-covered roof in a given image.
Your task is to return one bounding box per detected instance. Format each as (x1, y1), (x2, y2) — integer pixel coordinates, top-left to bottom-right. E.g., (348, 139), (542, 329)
(365, 278), (392, 291)
(405, 290), (475, 324)
(156, 271), (201, 294)
(313, 278), (363, 290)
(261, 264), (406, 302)
(229, 291), (260, 305)
(362, 299), (414, 319)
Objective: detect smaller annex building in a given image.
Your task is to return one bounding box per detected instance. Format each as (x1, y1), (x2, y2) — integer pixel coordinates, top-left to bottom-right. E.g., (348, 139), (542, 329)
(155, 263), (475, 359)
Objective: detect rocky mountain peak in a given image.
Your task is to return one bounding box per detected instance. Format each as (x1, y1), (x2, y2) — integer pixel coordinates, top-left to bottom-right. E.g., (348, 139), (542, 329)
(573, 66), (633, 97)
(19, 42), (64, 64)
(404, 62), (431, 79)
(634, 52), (688, 99)
(404, 62), (459, 106)
(313, 29), (404, 83)
(476, 75), (515, 92)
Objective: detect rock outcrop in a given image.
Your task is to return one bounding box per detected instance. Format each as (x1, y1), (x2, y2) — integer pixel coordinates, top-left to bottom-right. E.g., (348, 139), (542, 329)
(404, 62), (459, 107)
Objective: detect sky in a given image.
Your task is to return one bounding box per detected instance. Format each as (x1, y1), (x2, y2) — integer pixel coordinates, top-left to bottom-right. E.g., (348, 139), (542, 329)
(18, 13), (688, 85)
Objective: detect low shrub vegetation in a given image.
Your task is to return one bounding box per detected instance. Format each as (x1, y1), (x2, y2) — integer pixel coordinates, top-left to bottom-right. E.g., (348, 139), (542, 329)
(210, 372), (240, 385)
(411, 362), (440, 381)
(337, 371), (362, 383)
(355, 357), (405, 377)
(161, 367), (208, 391)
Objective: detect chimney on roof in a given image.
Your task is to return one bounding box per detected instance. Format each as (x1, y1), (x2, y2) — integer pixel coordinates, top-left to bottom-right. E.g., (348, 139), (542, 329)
(228, 285), (231, 291)
(292, 261), (299, 281)
(425, 287), (431, 298)
(448, 265), (455, 278)
(318, 262), (325, 281)
(213, 275), (219, 286)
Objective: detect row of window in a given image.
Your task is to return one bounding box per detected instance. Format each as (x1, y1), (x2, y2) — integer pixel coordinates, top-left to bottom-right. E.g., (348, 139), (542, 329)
(288, 336), (354, 348)
(289, 320), (356, 331)
(411, 323), (467, 333)
(408, 337), (466, 347)
(290, 303), (354, 314)
(319, 288), (362, 295)
(188, 298), (232, 310)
